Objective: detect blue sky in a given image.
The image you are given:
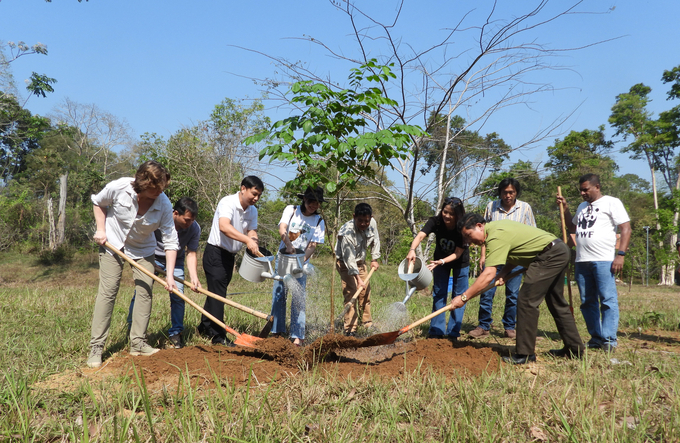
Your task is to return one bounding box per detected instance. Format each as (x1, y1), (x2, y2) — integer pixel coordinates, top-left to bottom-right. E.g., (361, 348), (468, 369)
(2, 0), (679, 193)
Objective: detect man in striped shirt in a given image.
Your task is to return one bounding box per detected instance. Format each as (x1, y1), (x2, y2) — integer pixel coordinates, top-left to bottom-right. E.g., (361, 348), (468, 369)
(468, 177), (536, 339)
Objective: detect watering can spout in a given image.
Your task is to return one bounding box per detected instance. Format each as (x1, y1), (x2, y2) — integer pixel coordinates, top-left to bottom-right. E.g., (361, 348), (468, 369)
(402, 285), (418, 304)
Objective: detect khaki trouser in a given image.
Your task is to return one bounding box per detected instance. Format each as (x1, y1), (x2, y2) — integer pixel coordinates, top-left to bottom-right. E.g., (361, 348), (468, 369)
(90, 250), (155, 348)
(336, 259), (372, 333)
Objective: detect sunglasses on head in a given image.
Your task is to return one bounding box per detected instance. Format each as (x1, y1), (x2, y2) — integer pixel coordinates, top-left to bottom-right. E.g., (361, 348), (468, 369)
(444, 197), (462, 206)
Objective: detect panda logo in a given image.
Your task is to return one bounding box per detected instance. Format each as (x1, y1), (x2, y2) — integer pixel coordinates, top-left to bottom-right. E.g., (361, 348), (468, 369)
(577, 205), (598, 230)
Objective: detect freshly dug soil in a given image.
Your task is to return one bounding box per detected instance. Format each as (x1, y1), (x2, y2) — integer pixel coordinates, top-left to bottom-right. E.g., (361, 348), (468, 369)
(70, 336), (500, 392)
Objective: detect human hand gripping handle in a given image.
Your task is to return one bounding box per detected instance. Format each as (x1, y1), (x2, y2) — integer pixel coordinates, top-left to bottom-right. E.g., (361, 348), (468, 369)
(341, 267), (376, 318)
(103, 241), (261, 347)
(93, 230), (107, 246)
(450, 268), (527, 310)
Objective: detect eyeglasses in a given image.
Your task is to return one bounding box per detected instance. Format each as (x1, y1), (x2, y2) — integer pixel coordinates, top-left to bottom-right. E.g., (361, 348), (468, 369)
(444, 197), (463, 206)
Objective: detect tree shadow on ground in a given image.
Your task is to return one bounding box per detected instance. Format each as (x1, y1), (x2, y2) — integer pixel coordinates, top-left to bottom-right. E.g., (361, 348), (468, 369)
(623, 330), (680, 346)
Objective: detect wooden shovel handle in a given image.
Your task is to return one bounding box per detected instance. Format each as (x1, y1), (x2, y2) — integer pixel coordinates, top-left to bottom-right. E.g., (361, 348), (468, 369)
(154, 266), (272, 321)
(399, 268), (527, 335)
(557, 186), (569, 244)
(557, 186), (574, 315)
(103, 242), (242, 339)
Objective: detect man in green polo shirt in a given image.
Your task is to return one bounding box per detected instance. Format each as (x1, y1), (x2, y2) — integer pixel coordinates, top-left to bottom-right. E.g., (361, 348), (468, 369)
(454, 213), (584, 364)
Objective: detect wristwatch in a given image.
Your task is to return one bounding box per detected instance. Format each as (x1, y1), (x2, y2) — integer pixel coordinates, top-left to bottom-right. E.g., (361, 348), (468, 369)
(617, 250), (626, 256)
(460, 293), (468, 303)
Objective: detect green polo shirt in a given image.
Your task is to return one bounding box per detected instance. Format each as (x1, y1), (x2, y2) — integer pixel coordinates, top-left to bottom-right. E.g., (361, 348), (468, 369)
(484, 220), (557, 268)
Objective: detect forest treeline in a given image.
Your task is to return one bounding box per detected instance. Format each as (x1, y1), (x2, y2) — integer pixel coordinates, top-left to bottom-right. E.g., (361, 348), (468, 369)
(1, 41), (679, 285)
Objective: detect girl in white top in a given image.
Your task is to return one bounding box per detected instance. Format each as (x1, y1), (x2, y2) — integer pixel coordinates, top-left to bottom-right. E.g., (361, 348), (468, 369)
(270, 187), (326, 346)
(87, 161), (179, 368)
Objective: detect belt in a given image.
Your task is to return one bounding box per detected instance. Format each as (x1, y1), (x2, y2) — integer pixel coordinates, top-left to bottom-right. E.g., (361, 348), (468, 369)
(540, 239), (562, 254)
(207, 243), (236, 256)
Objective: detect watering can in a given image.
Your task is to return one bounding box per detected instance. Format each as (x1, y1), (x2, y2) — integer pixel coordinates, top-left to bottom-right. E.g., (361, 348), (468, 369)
(276, 247), (307, 279)
(238, 247), (281, 283)
(397, 257), (432, 305)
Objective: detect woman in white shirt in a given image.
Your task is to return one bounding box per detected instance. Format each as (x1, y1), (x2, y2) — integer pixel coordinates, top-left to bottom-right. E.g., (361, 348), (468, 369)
(270, 187), (326, 346)
(87, 161), (179, 368)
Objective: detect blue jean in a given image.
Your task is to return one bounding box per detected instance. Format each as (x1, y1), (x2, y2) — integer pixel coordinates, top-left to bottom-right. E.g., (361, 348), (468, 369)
(429, 265), (469, 337)
(477, 267), (524, 331)
(575, 261), (619, 347)
(270, 257), (307, 340)
(128, 259), (186, 337)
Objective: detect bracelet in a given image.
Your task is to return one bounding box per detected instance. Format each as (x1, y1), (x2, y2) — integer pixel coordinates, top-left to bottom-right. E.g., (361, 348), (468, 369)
(440, 259), (445, 265)
(409, 248), (416, 251)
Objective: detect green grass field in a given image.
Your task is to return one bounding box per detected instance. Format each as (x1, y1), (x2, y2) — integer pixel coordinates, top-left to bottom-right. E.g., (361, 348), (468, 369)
(1, 250), (680, 442)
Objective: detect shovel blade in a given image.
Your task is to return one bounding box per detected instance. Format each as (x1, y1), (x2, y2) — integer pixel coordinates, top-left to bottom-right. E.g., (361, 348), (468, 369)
(233, 334), (263, 348)
(258, 317), (274, 338)
(357, 330), (401, 348)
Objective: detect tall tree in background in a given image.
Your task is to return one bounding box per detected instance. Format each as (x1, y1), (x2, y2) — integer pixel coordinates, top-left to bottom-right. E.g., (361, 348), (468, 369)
(545, 126), (617, 199)
(135, 97), (269, 222)
(250, 0), (601, 245)
(49, 98), (134, 178)
(610, 79), (679, 285)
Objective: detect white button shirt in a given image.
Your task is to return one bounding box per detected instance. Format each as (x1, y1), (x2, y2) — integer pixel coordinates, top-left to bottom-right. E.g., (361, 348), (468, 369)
(91, 177), (179, 259)
(207, 192), (258, 253)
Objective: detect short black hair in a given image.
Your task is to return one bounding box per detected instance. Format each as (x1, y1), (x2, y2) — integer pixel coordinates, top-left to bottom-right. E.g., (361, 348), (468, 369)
(457, 213), (486, 231)
(579, 173), (600, 186)
(241, 175), (264, 192)
(174, 197), (198, 217)
(353, 203), (373, 217)
(498, 177), (521, 198)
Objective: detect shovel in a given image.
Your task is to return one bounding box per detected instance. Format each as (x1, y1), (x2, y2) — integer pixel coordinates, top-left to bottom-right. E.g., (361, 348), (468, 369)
(104, 242), (262, 348)
(153, 266), (274, 338)
(360, 268), (527, 347)
(557, 186), (574, 316)
(339, 267), (376, 319)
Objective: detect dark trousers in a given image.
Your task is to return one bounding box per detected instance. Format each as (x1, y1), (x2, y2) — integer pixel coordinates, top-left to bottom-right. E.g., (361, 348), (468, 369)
(515, 241), (583, 355)
(199, 243), (235, 340)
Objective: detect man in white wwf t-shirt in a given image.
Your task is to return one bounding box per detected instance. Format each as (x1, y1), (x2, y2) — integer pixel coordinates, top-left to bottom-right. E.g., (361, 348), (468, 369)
(556, 173), (631, 352)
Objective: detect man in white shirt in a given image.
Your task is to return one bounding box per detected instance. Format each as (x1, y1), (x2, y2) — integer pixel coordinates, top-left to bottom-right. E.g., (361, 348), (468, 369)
(556, 174), (631, 352)
(198, 176), (263, 346)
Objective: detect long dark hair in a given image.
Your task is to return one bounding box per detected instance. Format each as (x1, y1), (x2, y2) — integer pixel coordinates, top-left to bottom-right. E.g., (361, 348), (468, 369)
(436, 197), (465, 226)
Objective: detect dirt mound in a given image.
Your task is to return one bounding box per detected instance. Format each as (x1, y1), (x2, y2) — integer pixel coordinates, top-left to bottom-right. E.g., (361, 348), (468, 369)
(58, 337), (499, 393)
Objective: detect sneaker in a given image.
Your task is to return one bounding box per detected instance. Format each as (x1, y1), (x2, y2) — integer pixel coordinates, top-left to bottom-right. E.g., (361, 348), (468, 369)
(87, 345), (104, 368)
(504, 329), (516, 339)
(169, 334), (183, 349)
(345, 331), (356, 337)
(468, 326), (490, 338)
(130, 341), (160, 356)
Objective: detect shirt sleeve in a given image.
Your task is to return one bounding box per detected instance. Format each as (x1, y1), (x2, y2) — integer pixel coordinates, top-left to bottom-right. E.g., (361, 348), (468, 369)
(339, 234), (360, 275)
(91, 181), (116, 207)
(610, 198), (630, 226)
(421, 217), (436, 235)
(484, 229), (510, 268)
(186, 222), (201, 252)
(370, 219), (381, 261)
(158, 198), (180, 251)
(484, 201), (493, 222)
(524, 204), (537, 227)
(311, 217), (325, 244)
(278, 205), (295, 227)
(246, 206), (258, 231)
